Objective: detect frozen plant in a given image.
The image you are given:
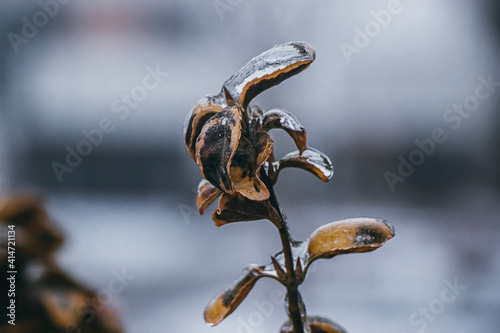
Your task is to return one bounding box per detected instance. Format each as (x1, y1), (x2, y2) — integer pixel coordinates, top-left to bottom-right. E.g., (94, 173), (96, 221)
(184, 42), (395, 333)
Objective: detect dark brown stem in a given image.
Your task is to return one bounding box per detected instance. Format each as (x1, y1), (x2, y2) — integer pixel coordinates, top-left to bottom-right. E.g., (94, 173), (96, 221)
(262, 170), (305, 333)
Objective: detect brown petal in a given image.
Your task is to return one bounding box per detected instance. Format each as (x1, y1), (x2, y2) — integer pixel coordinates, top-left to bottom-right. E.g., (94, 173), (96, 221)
(204, 265), (264, 326)
(261, 108), (307, 154)
(212, 193), (281, 227)
(230, 132), (273, 201)
(196, 107), (242, 193)
(306, 218), (395, 267)
(276, 148), (333, 183)
(196, 179), (222, 215)
(184, 94), (225, 160)
(223, 42), (316, 109)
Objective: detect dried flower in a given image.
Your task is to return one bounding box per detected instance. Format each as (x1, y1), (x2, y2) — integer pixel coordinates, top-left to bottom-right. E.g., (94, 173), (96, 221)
(184, 42), (332, 227)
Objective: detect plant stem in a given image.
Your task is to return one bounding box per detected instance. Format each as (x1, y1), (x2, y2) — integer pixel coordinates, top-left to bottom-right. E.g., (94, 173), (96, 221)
(262, 170), (305, 333)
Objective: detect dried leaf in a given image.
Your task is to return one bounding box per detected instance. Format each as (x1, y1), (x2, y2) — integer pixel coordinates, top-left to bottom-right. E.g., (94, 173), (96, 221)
(230, 132), (273, 201)
(196, 107), (242, 193)
(261, 108), (307, 154)
(196, 179), (222, 215)
(184, 94), (225, 160)
(204, 265), (264, 326)
(212, 193), (281, 227)
(306, 218), (395, 269)
(223, 42), (316, 109)
(276, 148), (333, 183)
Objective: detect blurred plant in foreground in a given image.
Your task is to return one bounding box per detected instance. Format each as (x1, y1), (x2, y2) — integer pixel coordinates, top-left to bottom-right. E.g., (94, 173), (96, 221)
(184, 42), (395, 333)
(0, 195), (122, 333)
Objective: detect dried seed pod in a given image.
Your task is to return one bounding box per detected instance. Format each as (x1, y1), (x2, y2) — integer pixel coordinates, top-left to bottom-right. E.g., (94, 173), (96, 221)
(306, 218), (395, 268)
(229, 131), (273, 201)
(196, 179), (222, 215)
(184, 94), (225, 160)
(204, 265), (264, 326)
(196, 107), (242, 193)
(307, 316), (348, 333)
(212, 193), (281, 227)
(275, 148), (333, 183)
(260, 108), (307, 155)
(223, 42), (316, 109)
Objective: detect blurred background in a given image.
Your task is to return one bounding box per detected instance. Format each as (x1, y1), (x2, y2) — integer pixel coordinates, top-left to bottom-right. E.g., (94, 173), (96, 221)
(1, 0), (499, 332)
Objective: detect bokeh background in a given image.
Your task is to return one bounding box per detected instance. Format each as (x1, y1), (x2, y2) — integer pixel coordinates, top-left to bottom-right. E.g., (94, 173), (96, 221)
(1, 0), (499, 332)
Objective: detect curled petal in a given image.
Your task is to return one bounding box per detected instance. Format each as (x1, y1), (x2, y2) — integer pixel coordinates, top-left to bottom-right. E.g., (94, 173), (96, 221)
(275, 148), (333, 183)
(255, 132), (274, 166)
(212, 193), (281, 227)
(196, 107), (242, 193)
(223, 42), (316, 109)
(196, 179), (222, 215)
(230, 132), (273, 201)
(204, 265), (264, 326)
(261, 108), (307, 154)
(306, 218), (395, 271)
(184, 94), (225, 160)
